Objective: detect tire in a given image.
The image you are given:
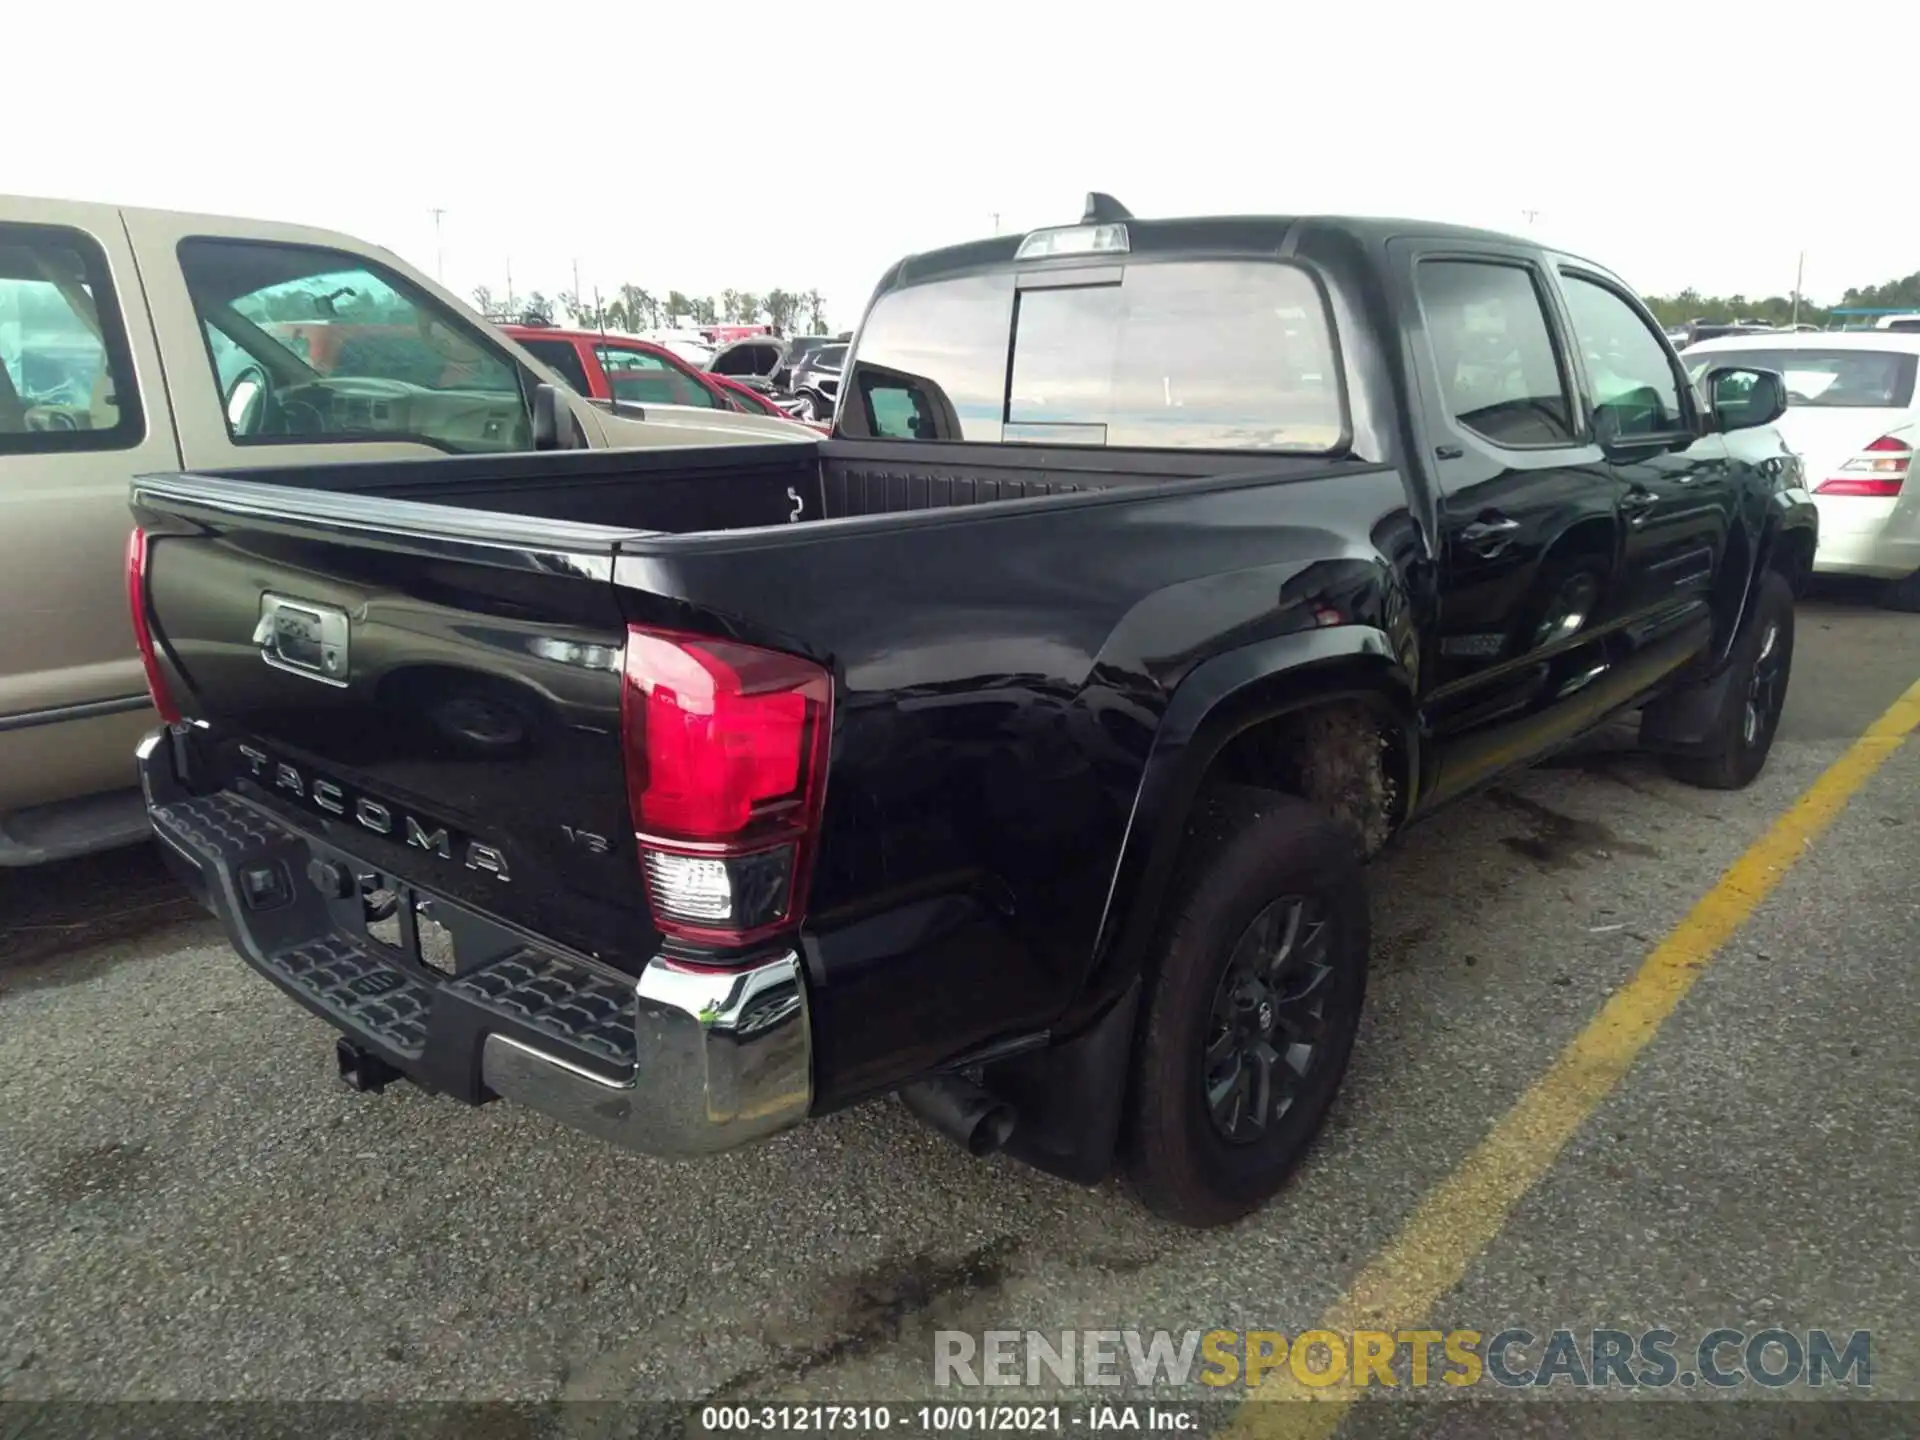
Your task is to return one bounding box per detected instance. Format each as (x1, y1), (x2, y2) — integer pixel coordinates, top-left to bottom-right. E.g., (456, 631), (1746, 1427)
(1124, 785), (1370, 1228)
(1880, 569), (1920, 614)
(1661, 569), (1796, 791)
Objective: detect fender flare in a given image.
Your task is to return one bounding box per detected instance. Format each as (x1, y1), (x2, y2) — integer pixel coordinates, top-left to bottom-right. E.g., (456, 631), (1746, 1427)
(1642, 497), (1817, 752)
(1719, 490), (1819, 662)
(1080, 624), (1417, 1003)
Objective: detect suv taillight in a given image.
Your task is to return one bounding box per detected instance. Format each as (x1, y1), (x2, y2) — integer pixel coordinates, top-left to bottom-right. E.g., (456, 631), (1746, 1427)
(125, 527), (182, 725)
(620, 626), (832, 948)
(1816, 434), (1910, 497)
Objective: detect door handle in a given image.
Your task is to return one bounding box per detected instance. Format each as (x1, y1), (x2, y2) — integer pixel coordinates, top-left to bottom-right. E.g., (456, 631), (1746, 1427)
(1459, 514), (1521, 556)
(1620, 486), (1658, 524)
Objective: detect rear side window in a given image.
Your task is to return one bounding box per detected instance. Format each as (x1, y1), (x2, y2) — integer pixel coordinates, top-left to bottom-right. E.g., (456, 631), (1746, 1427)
(518, 337), (593, 394)
(0, 223), (144, 454)
(1414, 260), (1575, 447)
(848, 261), (1344, 450)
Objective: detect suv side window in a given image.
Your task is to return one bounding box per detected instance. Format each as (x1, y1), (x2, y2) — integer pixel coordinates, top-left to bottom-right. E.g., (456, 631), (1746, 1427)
(1558, 272), (1687, 440)
(0, 223), (143, 454)
(1414, 260), (1575, 448)
(177, 238), (533, 452)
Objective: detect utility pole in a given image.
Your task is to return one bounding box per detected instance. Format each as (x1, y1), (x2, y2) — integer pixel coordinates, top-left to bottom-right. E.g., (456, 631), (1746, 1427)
(1520, 208), (1540, 229)
(429, 208), (446, 280)
(991, 212), (1001, 234)
(1791, 250), (1806, 328)
(573, 259), (582, 312)
(505, 258), (515, 316)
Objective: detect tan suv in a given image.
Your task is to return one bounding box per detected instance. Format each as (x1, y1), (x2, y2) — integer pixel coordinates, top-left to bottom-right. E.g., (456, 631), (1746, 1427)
(0, 195), (813, 866)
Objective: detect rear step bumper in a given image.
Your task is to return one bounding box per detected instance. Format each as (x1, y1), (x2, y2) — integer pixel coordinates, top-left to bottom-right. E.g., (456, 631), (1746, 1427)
(136, 728), (812, 1158)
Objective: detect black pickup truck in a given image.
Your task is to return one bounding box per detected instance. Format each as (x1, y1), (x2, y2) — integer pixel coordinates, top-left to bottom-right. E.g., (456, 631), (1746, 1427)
(129, 196), (1816, 1227)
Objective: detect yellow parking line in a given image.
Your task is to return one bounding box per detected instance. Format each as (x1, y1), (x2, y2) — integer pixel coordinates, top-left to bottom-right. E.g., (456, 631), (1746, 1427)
(1228, 675), (1920, 1439)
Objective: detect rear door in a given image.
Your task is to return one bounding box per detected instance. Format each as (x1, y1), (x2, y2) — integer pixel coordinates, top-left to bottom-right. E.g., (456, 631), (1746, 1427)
(120, 208), (552, 470)
(0, 199), (180, 812)
(1391, 242), (1629, 804)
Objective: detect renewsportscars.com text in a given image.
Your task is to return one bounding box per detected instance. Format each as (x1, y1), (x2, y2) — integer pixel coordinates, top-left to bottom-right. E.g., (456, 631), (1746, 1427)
(933, 1327), (1871, 1391)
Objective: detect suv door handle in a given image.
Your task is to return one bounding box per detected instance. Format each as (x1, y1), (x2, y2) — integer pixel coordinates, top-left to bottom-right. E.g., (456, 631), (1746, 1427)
(1459, 514), (1521, 555)
(1620, 486), (1658, 523)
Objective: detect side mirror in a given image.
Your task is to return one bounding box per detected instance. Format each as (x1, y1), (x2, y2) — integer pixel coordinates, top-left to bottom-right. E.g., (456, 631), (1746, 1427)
(1706, 365), (1787, 433)
(530, 382), (580, 451)
(226, 378), (262, 432)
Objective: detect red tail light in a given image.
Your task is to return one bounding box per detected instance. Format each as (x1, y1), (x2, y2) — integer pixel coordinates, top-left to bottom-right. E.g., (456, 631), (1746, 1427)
(1817, 434), (1910, 497)
(620, 626), (832, 948)
(125, 527), (182, 725)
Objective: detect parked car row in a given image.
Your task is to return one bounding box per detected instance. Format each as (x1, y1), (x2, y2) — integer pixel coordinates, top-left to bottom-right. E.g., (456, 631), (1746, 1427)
(705, 331), (850, 421)
(502, 323), (830, 432)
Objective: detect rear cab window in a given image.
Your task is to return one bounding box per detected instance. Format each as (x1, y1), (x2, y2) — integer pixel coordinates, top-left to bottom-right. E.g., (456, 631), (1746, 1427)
(845, 257), (1345, 451)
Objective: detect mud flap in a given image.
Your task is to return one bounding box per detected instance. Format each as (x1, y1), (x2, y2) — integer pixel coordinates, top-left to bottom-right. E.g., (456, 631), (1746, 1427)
(1639, 661), (1738, 756)
(986, 978), (1141, 1186)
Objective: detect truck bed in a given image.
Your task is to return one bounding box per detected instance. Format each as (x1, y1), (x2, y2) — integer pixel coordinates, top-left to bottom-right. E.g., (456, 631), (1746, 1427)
(175, 438), (1295, 537)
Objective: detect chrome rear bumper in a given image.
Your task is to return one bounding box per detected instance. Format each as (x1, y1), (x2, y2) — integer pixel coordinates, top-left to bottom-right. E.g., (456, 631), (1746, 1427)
(137, 727), (812, 1158)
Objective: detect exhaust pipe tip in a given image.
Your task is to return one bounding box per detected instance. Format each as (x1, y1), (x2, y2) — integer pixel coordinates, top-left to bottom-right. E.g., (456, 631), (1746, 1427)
(901, 1074), (1016, 1158)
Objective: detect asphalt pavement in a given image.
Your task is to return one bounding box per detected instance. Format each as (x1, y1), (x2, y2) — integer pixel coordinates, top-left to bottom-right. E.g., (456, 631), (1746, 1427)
(1, 586), (1916, 1435)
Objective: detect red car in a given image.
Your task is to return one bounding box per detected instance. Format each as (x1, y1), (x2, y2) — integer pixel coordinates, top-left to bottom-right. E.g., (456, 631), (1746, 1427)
(502, 324), (825, 431)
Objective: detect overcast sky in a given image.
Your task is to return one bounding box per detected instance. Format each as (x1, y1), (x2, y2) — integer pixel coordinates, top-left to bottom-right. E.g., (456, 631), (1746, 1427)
(13, 1), (1912, 329)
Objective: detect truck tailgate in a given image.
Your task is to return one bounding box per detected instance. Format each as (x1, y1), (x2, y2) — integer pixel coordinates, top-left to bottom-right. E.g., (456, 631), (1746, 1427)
(131, 474), (658, 972)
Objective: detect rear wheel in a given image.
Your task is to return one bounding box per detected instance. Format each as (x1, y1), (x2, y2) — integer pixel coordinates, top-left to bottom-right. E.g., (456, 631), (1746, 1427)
(1124, 786), (1369, 1228)
(1880, 569), (1920, 614)
(1661, 569), (1795, 790)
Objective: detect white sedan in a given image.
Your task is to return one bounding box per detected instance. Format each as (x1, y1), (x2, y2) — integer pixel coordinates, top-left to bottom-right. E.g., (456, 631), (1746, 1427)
(1683, 332), (1920, 610)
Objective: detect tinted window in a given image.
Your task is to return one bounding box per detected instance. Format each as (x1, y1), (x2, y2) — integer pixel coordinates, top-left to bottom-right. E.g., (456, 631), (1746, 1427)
(595, 345), (715, 407)
(849, 261), (1343, 450)
(1559, 273), (1685, 439)
(1415, 260), (1574, 447)
(518, 337), (593, 394)
(1683, 348), (1917, 409)
(178, 239), (531, 452)
(0, 224), (143, 454)
(868, 384), (933, 439)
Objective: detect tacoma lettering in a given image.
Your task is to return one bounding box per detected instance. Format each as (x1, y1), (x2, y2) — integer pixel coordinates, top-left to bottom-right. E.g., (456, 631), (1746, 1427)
(229, 745), (509, 882)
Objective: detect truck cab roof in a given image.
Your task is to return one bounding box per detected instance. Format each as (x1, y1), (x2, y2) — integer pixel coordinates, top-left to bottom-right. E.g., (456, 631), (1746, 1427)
(876, 209), (1623, 295)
